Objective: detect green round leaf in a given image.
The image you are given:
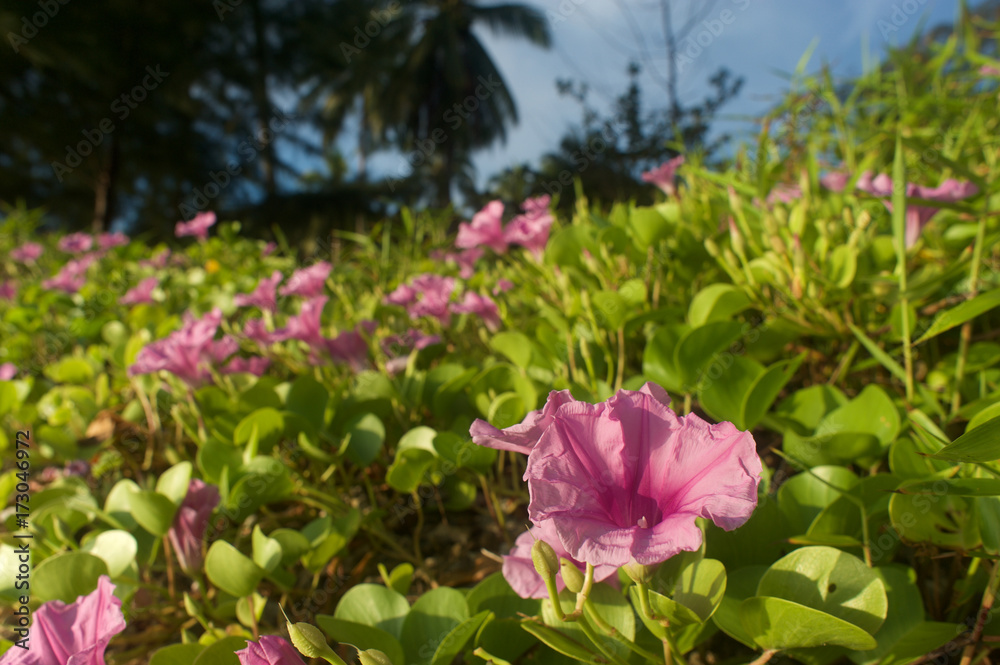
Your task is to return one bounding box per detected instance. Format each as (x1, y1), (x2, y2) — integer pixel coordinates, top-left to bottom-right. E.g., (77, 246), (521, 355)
(32, 552), (109, 603)
(204, 541), (265, 598)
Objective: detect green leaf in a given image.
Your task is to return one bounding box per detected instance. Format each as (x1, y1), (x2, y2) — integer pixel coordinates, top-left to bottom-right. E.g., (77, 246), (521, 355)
(699, 355), (764, 428)
(204, 541), (265, 598)
(130, 489), (179, 536)
(629, 205), (675, 249)
(740, 596), (878, 650)
(285, 375), (329, 430)
(156, 461), (193, 506)
(675, 321), (743, 389)
(386, 448), (436, 493)
(490, 332), (533, 369)
(302, 510), (361, 573)
(316, 617), (405, 665)
(252, 525), (283, 572)
(150, 644), (205, 665)
(344, 413), (386, 466)
(234, 407), (285, 455)
(592, 290), (628, 330)
(930, 415), (1000, 462)
(400, 587), (469, 665)
(642, 323), (690, 394)
(32, 552), (108, 603)
(712, 565), (769, 648)
(898, 477), (1000, 497)
(688, 284), (752, 327)
(889, 491), (980, 551)
(43, 357), (95, 384)
(848, 323), (906, 382)
(190, 636), (245, 665)
(488, 392), (526, 429)
(756, 546), (887, 634)
(430, 610), (493, 665)
(778, 466), (859, 535)
(519, 620), (596, 663)
(334, 584), (411, 640)
(741, 354), (805, 430)
(916, 288), (1000, 344)
(80, 530), (137, 578)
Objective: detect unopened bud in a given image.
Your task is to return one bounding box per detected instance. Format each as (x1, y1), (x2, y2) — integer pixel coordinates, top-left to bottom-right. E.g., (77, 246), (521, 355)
(560, 559), (585, 594)
(359, 649), (394, 665)
(286, 620), (346, 665)
(623, 561), (656, 585)
(531, 539), (559, 581)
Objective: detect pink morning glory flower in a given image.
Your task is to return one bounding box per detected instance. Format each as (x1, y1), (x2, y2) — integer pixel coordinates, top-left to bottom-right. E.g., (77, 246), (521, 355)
(457, 200), (508, 253)
(503, 195), (554, 260)
(58, 232), (94, 253)
(503, 519), (619, 599)
(820, 171), (850, 193)
(0, 363), (16, 381)
(97, 232), (129, 250)
(409, 274), (456, 325)
(479, 383), (760, 568)
(279, 262), (331, 298)
(242, 319), (273, 345)
(42, 256), (95, 294)
(443, 247), (484, 279)
(0, 575), (125, 665)
(120, 277), (159, 306)
(451, 292), (501, 332)
(175, 211), (217, 241)
(471, 389), (578, 456)
(129, 308), (235, 385)
(167, 478), (220, 575)
(384, 283), (418, 307)
(235, 635), (306, 665)
(641, 155), (685, 196)
(326, 327), (370, 371)
(0, 281), (16, 301)
(235, 271), (283, 312)
(766, 183), (802, 204)
(10, 242), (42, 263)
(857, 171), (980, 246)
(222, 356), (271, 376)
(139, 249), (171, 269)
(271, 296), (327, 346)
(493, 279), (514, 295)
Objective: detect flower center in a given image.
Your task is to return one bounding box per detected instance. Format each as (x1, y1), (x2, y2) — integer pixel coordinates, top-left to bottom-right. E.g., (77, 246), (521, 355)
(637, 516), (649, 529)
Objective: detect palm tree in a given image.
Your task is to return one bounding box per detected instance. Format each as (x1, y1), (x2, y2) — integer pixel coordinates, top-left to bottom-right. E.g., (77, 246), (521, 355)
(318, 0), (551, 208)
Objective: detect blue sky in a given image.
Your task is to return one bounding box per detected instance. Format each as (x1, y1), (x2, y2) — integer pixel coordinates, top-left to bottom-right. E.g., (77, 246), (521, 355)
(405, 0), (960, 189)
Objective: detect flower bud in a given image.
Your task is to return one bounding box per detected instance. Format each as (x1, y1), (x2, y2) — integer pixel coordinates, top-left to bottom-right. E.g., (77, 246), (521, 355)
(560, 558), (585, 594)
(287, 620), (346, 665)
(531, 538), (559, 581)
(359, 649), (395, 665)
(623, 560), (656, 585)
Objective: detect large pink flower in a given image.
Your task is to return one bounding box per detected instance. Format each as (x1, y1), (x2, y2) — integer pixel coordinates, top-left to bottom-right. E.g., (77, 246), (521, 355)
(235, 271), (283, 312)
(384, 283), (417, 307)
(503, 195), (553, 260)
(120, 277), (159, 306)
(235, 635), (306, 665)
(175, 211), (217, 241)
(129, 308), (234, 385)
(42, 256), (95, 294)
(456, 200), (507, 253)
(271, 296), (327, 346)
(408, 274), (455, 325)
(279, 262), (331, 298)
(97, 232), (129, 250)
(58, 232), (94, 254)
(10, 242), (42, 263)
(641, 156), (685, 196)
(856, 171), (980, 246)
(451, 292), (501, 332)
(515, 383), (760, 567)
(502, 519), (619, 599)
(0, 575), (125, 665)
(471, 389), (578, 456)
(167, 478), (220, 575)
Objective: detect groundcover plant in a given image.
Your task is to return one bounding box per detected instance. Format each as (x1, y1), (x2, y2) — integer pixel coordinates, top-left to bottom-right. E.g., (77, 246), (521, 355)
(4, 25), (1000, 665)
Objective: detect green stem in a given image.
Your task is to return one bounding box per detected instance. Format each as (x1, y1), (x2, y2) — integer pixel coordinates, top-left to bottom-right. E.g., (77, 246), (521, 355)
(951, 196), (989, 418)
(577, 614), (631, 665)
(584, 600), (664, 664)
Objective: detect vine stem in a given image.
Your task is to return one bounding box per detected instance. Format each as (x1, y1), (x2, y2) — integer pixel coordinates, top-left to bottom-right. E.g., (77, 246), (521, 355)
(950, 193), (989, 418)
(959, 560), (999, 665)
(748, 649), (780, 665)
